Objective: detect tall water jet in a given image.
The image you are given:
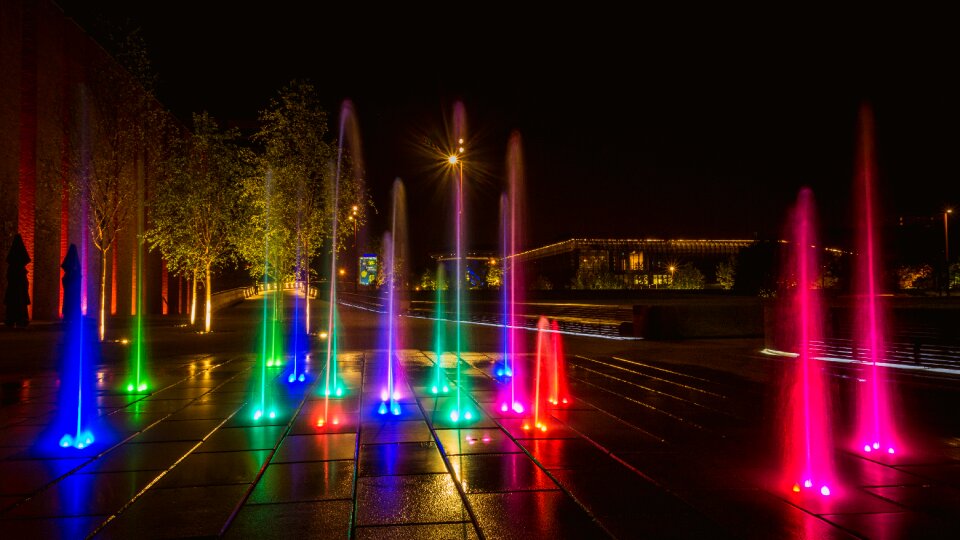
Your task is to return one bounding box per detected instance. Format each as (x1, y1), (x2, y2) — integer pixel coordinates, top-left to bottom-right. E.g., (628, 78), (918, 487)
(498, 132), (527, 415)
(447, 101), (473, 423)
(853, 105), (899, 455)
(254, 169), (279, 421)
(430, 263), (450, 394)
(56, 244), (96, 449)
(322, 101), (364, 400)
(127, 158), (148, 393)
(780, 189), (834, 496)
(378, 180), (408, 416)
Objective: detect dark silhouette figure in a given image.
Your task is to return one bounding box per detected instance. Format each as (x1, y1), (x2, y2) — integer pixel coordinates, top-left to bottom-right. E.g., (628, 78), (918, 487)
(4, 234), (30, 327)
(61, 244), (82, 323)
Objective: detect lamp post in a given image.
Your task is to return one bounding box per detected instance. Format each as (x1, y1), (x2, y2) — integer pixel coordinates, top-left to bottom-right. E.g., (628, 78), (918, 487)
(350, 205), (358, 291)
(946, 209), (953, 295)
(448, 140), (465, 421)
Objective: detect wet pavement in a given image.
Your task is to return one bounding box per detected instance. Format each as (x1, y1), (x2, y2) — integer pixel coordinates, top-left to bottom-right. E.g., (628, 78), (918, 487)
(1, 292), (960, 538)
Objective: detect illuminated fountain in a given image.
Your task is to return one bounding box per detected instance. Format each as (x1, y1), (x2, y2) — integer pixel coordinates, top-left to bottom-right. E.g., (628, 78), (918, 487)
(321, 101), (363, 400)
(547, 320), (570, 406)
(853, 105), (899, 456)
(446, 101), (473, 423)
(126, 176), (149, 393)
(781, 189), (834, 497)
(378, 180), (408, 416)
(498, 132), (527, 415)
(524, 317), (552, 432)
(430, 263), (450, 395)
(254, 169), (280, 421)
(287, 238), (307, 384)
(57, 244), (96, 449)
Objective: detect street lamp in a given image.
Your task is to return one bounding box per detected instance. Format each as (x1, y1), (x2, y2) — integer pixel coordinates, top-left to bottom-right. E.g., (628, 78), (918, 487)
(350, 205), (358, 291)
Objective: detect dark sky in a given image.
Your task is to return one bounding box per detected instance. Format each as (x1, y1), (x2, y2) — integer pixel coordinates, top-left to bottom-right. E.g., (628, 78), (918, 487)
(54, 2), (960, 270)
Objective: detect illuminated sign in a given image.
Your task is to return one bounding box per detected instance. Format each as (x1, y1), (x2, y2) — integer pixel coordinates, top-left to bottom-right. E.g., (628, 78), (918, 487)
(359, 255), (378, 286)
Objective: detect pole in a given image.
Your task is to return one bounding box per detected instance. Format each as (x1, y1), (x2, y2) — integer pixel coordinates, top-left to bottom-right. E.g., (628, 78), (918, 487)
(946, 211), (951, 295)
(456, 159), (463, 417)
(354, 219), (359, 292)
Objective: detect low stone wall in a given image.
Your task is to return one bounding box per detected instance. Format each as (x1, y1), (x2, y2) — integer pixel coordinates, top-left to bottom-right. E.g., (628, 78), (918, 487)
(210, 286), (256, 312)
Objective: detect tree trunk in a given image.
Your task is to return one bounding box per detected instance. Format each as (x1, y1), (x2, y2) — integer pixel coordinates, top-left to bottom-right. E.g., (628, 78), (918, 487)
(190, 270), (197, 325)
(304, 245), (310, 334)
(205, 263), (212, 333)
(99, 248), (108, 342)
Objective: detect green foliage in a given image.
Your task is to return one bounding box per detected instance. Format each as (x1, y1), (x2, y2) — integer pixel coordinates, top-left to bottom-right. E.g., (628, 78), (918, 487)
(896, 264), (934, 290)
(716, 256), (736, 290)
(530, 275), (554, 290)
(235, 80), (370, 283)
(571, 267), (624, 289)
(486, 261), (503, 289)
(146, 112), (250, 282)
(670, 262), (705, 290)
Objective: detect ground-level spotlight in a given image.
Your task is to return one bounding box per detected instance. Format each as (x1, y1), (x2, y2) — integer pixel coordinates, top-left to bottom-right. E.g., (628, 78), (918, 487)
(803, 480), (812, 488)
(512, 402), (524, 414)
(820, 486), (831, 496)
(432, 386), (439, 394)
(59, 431), (94, 449)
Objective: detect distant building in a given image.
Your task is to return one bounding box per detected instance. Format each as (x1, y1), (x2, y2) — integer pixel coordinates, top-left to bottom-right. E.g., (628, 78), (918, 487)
(511, 238), (755, 289)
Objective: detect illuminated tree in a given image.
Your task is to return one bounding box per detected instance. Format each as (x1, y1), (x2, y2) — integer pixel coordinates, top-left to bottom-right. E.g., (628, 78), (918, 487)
(670, 262), (705, 290)
(716, 256), (736, 290)
(237, 80), (368, 326)
(147, 112), (251, 332)
(68, 22), (168, 341)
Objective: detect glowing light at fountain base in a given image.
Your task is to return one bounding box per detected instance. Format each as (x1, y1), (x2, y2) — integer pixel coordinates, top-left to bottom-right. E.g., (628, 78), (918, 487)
(59, 431), (94, 449)
(253, 409), (278, 421)
(125, 382), (149, 393)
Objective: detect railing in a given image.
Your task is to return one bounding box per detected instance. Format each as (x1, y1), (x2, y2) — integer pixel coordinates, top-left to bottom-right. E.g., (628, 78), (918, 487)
(210, 282), (317, 312)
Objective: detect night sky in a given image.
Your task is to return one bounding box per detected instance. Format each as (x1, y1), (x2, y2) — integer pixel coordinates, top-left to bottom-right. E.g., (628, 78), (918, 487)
(54, 2), (960, 270)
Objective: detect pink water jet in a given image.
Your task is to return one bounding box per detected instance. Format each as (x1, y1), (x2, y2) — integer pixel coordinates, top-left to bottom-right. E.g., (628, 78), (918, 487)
(498, 132), (528, 415)
(853, 105), (899, 456)
(781, 188), (834, 496)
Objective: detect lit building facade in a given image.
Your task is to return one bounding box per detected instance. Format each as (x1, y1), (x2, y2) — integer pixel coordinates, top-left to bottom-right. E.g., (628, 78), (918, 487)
(0, 0), (181, 321)
(512, 238), (755, 289)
